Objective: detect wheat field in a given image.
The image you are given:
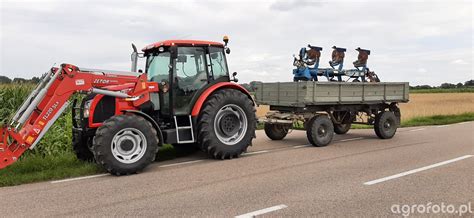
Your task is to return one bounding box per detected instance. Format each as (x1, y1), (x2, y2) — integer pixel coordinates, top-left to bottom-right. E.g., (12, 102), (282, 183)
(256, 93), (474, 122)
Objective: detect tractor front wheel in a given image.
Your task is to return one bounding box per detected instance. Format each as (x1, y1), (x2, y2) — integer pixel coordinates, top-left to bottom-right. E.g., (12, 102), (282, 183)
(197, 89), (256, 159)
(72, 129), (94, 162)
(92, 114), (159, 175)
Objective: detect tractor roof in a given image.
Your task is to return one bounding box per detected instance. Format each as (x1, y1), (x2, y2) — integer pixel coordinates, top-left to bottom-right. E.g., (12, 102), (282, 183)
(142, 40), (224, 52)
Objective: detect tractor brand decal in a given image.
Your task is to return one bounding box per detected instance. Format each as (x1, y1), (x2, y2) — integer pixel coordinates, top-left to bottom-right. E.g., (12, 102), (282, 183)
(93, 79), (119, 84)
(94, 79), (110, 84)
(42, 101), (59, 120)
(75, 79), (85, 86)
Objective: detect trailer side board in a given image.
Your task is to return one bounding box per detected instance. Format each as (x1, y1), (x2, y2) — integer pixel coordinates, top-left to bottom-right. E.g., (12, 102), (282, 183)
(255, 82), (409, 107)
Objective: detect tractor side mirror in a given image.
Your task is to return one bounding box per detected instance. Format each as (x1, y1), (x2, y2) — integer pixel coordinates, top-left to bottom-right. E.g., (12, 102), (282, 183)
(170, 45), (178, 59)
(231, 72), (238, 82)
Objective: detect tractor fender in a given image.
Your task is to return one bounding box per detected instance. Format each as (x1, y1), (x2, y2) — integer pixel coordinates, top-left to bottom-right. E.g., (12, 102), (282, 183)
(122, 110), (164, 146)
(191, 82), (254, 117)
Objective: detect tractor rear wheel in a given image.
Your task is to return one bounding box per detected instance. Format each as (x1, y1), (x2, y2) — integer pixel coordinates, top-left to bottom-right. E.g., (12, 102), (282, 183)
(92, 114), (159, 175)
(72, 130), (94, 162)
(197, 89), (256, 159)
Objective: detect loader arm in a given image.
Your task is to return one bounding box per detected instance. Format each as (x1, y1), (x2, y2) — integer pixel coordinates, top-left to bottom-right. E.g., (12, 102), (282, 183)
(0, 63), (156, 169)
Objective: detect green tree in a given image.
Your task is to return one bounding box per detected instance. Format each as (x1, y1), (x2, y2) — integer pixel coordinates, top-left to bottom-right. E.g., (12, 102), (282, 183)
(464, 80), (474, 87)
(0, 75), (12, 84)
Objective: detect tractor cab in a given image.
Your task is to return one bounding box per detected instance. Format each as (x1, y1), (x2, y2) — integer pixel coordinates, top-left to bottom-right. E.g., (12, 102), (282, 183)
(140, 39), (232, 119)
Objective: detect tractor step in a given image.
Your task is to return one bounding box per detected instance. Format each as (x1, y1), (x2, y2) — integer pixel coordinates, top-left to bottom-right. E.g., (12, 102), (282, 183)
(174, 115), (195, 144)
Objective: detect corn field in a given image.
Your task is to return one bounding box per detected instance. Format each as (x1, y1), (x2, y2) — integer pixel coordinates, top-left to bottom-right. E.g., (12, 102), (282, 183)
(0, 84), (73, 158)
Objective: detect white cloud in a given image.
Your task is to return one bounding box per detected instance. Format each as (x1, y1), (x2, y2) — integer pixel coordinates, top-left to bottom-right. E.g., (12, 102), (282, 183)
(417, 68), (427, 73)
(451, 59), (468, 65)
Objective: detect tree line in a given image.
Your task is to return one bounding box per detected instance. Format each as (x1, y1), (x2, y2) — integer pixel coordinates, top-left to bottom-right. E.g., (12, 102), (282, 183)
(0, 75), (40, 84)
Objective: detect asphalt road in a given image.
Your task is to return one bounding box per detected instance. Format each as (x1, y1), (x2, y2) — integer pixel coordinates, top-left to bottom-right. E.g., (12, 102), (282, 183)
(1, 122), (473, 217)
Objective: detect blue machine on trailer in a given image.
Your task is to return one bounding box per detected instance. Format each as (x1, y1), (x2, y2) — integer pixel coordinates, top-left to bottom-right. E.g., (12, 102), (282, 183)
(293, 45), (378, 82)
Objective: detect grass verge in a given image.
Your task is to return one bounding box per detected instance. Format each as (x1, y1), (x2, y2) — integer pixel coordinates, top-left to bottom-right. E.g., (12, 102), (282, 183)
(0, 153), (102, 187)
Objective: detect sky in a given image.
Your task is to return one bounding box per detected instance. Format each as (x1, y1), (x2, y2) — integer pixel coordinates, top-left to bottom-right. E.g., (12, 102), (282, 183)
(0, 0), (472, 86)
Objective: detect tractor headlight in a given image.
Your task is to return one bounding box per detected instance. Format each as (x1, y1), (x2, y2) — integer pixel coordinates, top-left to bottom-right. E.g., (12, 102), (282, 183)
(83, 100), (92, 118)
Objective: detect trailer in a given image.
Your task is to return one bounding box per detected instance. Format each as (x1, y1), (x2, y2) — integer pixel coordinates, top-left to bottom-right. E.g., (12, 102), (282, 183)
(255, 81), (409, 146)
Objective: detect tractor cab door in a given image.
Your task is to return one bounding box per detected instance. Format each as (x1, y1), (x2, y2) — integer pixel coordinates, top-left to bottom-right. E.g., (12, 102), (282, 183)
(172, 47), (209, 115)
(147, 51), (172, 117)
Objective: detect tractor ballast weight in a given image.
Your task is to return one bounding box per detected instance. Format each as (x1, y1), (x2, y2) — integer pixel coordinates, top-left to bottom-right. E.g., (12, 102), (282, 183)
(1, 37), (257, 175)
(293, 44), (379, 82)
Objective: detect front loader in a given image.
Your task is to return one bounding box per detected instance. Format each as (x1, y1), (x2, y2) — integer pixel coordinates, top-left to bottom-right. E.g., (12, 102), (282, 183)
(0, 37), (256, 175)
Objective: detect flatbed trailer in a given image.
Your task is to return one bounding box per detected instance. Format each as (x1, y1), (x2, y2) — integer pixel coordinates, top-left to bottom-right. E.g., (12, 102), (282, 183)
(255, 81), (409, 146)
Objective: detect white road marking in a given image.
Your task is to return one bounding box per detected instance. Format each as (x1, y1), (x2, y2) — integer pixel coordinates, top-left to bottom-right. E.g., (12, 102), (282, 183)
(457, 122), (469, 125)
(409, 128), (426, 132)
(235, 204), (288, 218)
(159, 159), (205, 168)
(339, 137), (364, 142)
(435, 125), (451, 128)
(242, 150), (269, 156)
(364, 155), (473, 185)
(293, 144), (312, 149)
(50, 174), (109, 184)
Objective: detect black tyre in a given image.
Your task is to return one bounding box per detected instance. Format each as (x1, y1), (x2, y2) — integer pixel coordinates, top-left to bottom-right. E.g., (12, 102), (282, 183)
(197, 89), (256, 159)
(72, 130), (94, 162)
(92, 114), (159, 175)
(334, 123), (351, 135)
(374, 111), (398, 139)
(306, 115), (334, 147)
(264, 123), (290, 140)
(332, 111), (353, 135)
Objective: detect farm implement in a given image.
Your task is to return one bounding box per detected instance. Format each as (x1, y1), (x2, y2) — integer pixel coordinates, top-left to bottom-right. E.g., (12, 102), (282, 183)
(293, 45), (380, 82)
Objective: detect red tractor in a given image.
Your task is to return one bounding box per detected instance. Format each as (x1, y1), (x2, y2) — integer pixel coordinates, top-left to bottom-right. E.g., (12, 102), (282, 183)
(0, 37), (256, 175)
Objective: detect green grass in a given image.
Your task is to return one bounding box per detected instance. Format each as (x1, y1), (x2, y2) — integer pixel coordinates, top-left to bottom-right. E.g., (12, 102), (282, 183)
(0, 153), (102, 187)
(410, 87), (474, 93)
(401, 112), (474, 127)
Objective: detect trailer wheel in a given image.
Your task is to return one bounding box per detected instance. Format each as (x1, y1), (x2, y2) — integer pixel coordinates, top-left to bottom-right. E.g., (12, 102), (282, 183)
(72, 130), (94, 162)
(264, 123), (290, 140)
(332, 111), (353, 135)
(306, 115), (334, 147)
(334, 123), (351, 135)
(198, 89), (256, 159)
(374, 111), (398, 139)
(92, 114), (159, 175)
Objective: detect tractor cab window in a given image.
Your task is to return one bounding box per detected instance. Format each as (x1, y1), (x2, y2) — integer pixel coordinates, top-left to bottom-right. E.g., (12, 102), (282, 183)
(209, 47), (229, 79)
(147, 51), (171, 115)
(147, 52), (171, 83)
(173, 47), (208, 115)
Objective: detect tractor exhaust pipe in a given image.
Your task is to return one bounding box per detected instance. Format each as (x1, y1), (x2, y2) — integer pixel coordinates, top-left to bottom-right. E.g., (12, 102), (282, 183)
(131, 43), (138, 73)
